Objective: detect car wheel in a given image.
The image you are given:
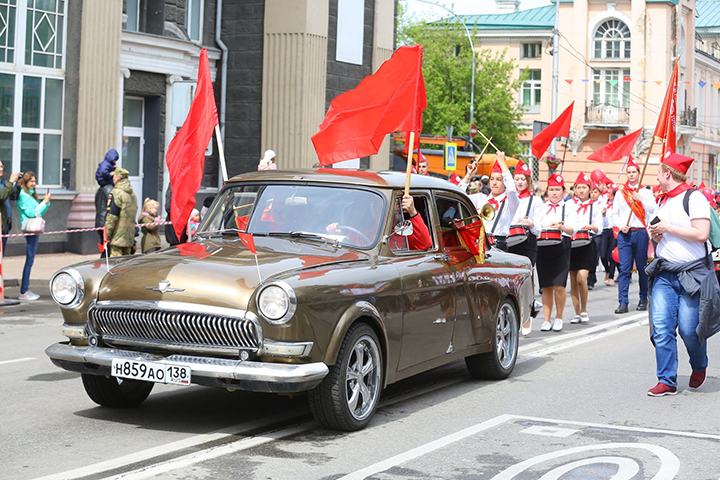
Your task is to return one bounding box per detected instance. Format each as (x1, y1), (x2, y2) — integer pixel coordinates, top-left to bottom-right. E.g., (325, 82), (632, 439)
(81, 373), (154, 408)
(465, 299), (518, 380)
(308, 323), (383, 431)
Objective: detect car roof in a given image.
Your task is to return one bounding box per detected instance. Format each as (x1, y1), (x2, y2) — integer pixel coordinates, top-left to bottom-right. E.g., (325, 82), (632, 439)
(228, 169), (465, 193)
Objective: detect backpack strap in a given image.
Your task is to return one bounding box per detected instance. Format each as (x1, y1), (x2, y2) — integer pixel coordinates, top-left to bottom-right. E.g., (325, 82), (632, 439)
(682, 189), (692, 216)
(525, 195), (533, 217)
(491, 200), (506, 234)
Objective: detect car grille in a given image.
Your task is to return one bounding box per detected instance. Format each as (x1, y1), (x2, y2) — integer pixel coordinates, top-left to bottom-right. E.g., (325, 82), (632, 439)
(89, 304), (261, 356)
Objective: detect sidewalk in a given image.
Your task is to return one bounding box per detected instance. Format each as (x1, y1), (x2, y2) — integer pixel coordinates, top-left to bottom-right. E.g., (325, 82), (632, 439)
(2, 252), (103, 288)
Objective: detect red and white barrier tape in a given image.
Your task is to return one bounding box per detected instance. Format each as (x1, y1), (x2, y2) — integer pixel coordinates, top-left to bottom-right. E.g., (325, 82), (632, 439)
(0, 221), (173, 238)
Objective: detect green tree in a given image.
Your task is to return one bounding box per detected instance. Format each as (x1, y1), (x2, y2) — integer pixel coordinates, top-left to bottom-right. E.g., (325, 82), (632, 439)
(400, 12), (526, 155)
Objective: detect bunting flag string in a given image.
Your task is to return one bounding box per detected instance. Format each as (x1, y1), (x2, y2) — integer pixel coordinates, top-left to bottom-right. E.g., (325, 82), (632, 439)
(558, 78), (714, 87)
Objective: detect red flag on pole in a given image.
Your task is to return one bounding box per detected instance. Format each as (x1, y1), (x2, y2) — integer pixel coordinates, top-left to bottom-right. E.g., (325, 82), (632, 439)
(166, 48), (219, 241)
(587, 128), (642, 163)
(238, 232), (256, 254)
(531, 102), (574, 159)
(653, 60), (678, 157)
(311, 45), (426, 166)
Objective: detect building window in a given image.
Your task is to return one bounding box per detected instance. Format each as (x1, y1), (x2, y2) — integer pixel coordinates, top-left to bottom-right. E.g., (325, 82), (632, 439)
(25, 0), (65, 68)
(593, 19), (630, 60)
(592, 69), (630, 107)
(185, 0), (202, 42)
(521, 43), (541, 59)
(126, 0), (140, 32)
(336, 0), (364, 65)
(521, 70), (541, 108)
(0, 0), (17, 63)
(519, 141), (538, 182)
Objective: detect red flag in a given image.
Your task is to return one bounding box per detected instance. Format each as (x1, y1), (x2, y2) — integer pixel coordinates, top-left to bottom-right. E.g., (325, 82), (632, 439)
(238, 232), (256, 254)
(97, 243), (104, 253)
(456, 220), (486, 263)
(653, 60), (678, 157)
(531, 102), (574, 159)
(311, 45), (426, 166)
(587, 128), (642, 163)
(166, 48), (219, 241)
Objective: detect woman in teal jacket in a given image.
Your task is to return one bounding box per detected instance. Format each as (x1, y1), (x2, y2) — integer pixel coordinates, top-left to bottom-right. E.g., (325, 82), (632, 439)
(16, 172), (50, 301)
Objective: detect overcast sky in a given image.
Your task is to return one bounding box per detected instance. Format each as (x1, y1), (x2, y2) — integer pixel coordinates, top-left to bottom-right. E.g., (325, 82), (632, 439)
(403, 0), (552, 21)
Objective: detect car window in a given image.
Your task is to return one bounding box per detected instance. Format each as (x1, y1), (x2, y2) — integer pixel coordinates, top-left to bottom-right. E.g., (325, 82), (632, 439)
(200, 184), (386, 249)
(389, 193), (434, 253)
(434, 194), (476, 249)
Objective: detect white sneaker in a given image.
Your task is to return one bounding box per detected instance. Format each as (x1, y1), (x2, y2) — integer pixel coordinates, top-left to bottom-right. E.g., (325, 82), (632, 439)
(570, 315), (581, 324)
(552, 318), (563, 332)
(540, 320), (552, 331)
(521, 318), (532, 336)
(580, 312), (590, 323)
(18, 291), (40, 301)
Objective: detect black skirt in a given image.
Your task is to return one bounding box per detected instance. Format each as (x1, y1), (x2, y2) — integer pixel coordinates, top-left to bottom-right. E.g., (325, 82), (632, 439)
(508, 233), (537, 266)
(537, 237), (571, 288)
(570, 240), (598, 272)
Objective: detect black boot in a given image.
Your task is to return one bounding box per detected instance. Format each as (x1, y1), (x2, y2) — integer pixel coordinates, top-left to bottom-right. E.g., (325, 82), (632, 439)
(637, 300), (647, 311)
(615, 303), (629, 314)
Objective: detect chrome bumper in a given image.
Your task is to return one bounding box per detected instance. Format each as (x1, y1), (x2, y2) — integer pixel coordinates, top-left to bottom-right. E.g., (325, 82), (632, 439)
(45, 342), (329, 394)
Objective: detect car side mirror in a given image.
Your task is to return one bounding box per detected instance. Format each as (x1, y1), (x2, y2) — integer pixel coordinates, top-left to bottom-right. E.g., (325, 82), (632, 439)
(393, 220), (413, 237)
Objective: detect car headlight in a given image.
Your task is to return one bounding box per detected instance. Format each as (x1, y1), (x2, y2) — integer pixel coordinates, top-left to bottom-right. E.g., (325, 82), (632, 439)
(50, 269), (84, 307)
(257, 282), (296, 325)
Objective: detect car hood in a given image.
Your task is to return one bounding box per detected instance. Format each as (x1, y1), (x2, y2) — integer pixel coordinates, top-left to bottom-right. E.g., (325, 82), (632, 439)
(96, 237), (370, 310)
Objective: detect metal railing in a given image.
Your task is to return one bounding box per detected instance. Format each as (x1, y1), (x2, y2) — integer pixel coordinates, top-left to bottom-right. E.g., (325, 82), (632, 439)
(585, 104), (630, 125)
(679, 107), (697, 127)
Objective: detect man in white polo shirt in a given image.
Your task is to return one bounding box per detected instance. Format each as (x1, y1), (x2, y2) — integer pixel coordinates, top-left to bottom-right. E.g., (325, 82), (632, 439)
(645, 151), (720, 397)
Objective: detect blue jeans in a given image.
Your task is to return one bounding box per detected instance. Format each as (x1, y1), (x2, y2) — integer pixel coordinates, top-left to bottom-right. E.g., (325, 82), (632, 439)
(651, 271), (708, 388)
(21, 234), (39, 294)
(617, 229), (648, 305)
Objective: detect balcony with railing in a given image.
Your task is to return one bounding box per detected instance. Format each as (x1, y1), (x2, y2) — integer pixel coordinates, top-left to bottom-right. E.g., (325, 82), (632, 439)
(679, 107), (697, 127)
(585, 104), (630, 126)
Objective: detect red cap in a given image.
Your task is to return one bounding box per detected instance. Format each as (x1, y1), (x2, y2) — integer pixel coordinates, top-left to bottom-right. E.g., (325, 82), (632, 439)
(492, 160), (502, 174)
(514, 159), (532, 177)
(448, 172), (462, 186)
(608, 182), (619, 192)
(548, 173), (565, 187)
(699, 181), (707, 190)
(627, 156), (640, 171)
(574, 172), (592, 186)
(661, 151), (694, 175)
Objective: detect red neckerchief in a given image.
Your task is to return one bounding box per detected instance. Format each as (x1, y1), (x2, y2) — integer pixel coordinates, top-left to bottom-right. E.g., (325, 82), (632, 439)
(658, 183), (693, 206)
(487, 195), (506, 210)
(518, 189), (531, 199)
(577, 199), (592, 215)
(621, 183), (646, 226)
(546, 201), (561, 215)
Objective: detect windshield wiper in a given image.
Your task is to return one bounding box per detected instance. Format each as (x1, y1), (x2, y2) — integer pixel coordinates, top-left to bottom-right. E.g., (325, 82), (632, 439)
(268, 231), (342, 247)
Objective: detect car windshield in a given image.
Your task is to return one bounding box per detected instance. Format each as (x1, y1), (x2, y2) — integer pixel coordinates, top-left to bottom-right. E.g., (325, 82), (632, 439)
(200, 184), (387, 248)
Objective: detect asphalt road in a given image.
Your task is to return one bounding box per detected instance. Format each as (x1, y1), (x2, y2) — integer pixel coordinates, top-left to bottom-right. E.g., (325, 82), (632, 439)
(2, 279), (719, 480)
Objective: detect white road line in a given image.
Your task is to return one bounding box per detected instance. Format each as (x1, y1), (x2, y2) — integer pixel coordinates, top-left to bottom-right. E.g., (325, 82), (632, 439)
(336, 414), (515, 480)
(106, 422), (314, 480)
(0, 357), (35, 366)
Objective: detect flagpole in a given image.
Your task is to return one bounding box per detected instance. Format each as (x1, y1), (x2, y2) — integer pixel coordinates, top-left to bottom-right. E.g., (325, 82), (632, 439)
(254, 254), (263, 284)
(104, 226), (110, 272)
(404, 131), (416, 196)
(625, 136), (656, 226)
(559, 141), (568, 175)
(215, 125), (228, 182)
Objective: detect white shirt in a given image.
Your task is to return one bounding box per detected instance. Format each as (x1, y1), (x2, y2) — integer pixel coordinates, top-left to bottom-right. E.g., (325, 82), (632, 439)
(536, 200), (577, 237)
(511, 194), (543, 236)
(656, 190), (711, 263)
(573, 199), (604, 235)
(467, 170), (519, 236)
(610, 183), (656, 229)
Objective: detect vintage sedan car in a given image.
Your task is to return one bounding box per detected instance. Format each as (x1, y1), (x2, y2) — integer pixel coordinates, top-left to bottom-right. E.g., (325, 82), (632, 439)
(46, 169), (536, 431)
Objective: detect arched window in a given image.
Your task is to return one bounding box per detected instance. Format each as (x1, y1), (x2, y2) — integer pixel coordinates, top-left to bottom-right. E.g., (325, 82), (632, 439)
(593, 19), (631, 59)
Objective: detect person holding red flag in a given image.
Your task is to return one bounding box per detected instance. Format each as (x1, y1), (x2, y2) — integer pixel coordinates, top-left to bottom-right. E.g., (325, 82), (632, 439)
(536, 173), (576, 332)
(460, 152), (519, 252)
(610, 156), (657, 314)
(645, 151), (720, 396)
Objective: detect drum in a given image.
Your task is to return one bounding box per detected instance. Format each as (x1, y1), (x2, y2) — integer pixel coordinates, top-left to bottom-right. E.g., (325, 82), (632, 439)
(507, 224), (529, 247)
(487, 235), (496, 246)
(537, 229), (562, 247)
(571, 230), (592, 248)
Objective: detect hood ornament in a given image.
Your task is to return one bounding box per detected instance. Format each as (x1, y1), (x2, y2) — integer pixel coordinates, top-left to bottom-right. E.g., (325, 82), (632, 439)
(146, 280), (185, 294)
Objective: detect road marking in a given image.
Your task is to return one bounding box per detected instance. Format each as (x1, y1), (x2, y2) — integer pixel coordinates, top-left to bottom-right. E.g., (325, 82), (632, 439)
(336, 414), (515, 480)
(537, 456), (639, 480)
(106, 422), (314, 480)
(0, 357), (35, 366)
(521, 426), (578, 438)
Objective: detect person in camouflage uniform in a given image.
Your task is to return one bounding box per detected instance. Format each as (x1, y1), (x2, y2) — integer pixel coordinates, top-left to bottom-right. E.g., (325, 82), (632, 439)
(105, 167), (138, 257)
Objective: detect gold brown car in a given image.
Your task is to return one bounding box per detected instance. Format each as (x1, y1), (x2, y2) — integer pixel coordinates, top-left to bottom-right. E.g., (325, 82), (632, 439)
(46, 169), (537, 431)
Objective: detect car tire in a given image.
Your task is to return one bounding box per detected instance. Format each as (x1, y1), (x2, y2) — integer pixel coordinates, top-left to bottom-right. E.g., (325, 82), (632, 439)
(308, 323), (383, 431)
(465, 299), (518, 380)
(81, 373), (154, 408)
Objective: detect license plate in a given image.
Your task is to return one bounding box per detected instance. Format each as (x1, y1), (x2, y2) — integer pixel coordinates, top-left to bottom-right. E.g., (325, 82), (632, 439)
(111, 358), (191, 385)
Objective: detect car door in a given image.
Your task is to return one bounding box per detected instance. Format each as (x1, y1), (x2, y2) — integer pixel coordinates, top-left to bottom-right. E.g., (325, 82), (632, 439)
(389, 190), (456, 371)
(433, 192), (499, 352)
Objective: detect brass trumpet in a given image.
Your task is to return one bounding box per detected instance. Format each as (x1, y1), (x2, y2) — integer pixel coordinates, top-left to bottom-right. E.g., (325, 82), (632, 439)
(459, 203), (496, 223)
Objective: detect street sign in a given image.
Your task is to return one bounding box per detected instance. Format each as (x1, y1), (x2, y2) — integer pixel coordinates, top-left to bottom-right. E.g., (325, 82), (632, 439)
(470, 124), (478, 138)
(444, 142), (458, 171)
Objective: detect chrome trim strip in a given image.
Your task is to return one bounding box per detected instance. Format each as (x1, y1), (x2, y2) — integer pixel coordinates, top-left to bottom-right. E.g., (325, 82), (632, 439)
(45, 343), (328, 385)
(262, 339), (313, 357)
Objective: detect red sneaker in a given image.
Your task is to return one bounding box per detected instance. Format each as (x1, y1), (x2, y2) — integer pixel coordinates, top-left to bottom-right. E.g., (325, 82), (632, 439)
(689, 369), (706, 389)
(647, 383), (677, 397)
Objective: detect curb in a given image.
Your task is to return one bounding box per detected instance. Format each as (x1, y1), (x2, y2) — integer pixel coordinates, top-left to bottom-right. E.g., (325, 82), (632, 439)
(4, 279), (50, 288)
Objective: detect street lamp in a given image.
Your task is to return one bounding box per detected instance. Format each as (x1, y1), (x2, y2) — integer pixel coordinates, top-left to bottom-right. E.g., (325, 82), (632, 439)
(411, 0), (475, 142)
